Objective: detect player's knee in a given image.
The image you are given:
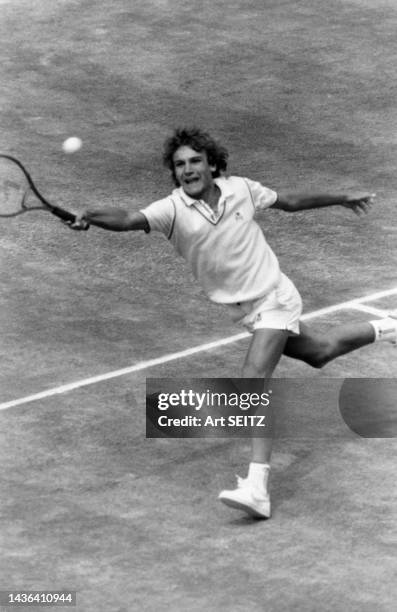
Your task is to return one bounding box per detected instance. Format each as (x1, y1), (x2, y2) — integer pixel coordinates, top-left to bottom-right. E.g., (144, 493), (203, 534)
(304, 339), (334, 369)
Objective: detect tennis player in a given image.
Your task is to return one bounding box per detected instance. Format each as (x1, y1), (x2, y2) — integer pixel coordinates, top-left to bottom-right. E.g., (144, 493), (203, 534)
(70, 128), (396, 519)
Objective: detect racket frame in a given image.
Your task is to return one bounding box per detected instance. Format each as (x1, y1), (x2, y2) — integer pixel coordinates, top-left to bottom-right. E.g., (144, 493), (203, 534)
(0, 154), (76, 222)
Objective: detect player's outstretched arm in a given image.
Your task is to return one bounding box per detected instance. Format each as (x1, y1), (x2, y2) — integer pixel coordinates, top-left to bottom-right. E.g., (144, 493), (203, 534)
(273, 192), (376, 215)
(68, 209), (150, 232)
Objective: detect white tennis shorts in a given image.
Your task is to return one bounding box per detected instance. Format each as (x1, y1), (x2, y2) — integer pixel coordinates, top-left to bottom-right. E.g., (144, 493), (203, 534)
(226, 273), (302, 334)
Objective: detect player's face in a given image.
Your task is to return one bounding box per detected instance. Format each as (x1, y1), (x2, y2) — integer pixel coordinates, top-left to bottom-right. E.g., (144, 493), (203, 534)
(173, 146), (216, 200)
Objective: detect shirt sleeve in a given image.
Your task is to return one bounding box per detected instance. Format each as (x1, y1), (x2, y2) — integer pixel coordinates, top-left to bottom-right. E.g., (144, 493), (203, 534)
(244, 178), (278, 211)
(140, 197), (175, 237)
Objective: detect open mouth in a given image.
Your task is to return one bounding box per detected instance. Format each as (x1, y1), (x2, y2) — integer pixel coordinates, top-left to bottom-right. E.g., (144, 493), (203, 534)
(184, 177), (200, 185)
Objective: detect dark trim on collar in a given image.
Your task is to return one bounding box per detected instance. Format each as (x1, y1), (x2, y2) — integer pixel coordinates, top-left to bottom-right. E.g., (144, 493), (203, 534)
(191, 201), (226, 226)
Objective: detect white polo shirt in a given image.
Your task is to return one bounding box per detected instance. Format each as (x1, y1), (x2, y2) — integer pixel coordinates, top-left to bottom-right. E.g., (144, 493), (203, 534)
(141, 176), (281, 304)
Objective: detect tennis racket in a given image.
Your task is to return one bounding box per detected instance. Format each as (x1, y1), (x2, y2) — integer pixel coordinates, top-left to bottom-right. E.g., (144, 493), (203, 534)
(0, 154), (76, 223)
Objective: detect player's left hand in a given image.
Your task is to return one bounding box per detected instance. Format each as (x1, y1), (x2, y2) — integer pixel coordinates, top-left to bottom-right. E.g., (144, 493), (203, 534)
(63, 212), (90, 230)
(342, 193), (376, 216)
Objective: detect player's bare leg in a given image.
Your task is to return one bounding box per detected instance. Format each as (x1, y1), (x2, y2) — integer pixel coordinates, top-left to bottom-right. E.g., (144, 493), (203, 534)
(284, 319), (396, 367)
(242, 328), (289, 462)
(218, 328), (289, 519)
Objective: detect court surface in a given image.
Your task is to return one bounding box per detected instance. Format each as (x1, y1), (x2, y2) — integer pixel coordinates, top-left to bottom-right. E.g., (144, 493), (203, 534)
(0, 1), (396, 611)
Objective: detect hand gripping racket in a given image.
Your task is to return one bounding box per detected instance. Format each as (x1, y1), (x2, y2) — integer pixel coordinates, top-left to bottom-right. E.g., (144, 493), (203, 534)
(0, 154), (76, 223)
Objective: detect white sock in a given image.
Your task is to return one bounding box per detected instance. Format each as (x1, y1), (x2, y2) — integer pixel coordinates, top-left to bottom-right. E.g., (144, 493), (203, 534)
(369, 318), (397, 342)
(247, 462), (270, 493)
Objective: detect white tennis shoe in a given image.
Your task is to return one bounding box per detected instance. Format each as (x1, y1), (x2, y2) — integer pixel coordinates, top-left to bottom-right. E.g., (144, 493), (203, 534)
(218, 476), (271, 519)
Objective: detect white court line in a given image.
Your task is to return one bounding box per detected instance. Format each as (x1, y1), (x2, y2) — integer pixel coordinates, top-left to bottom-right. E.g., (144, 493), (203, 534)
(349, 304), (390, 317)
(1, 286), (397, 412)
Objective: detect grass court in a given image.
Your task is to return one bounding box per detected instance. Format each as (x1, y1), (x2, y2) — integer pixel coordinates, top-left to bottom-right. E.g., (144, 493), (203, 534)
(0, 1), (396, 610)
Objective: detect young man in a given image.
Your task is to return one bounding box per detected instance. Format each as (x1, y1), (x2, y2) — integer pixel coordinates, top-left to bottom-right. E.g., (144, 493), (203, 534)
(70, 127), (396, 519)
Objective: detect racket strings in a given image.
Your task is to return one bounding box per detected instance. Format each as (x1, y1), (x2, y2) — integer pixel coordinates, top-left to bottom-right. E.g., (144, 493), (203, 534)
(0, 155), (75, 223)
(0, 160), (42, 216)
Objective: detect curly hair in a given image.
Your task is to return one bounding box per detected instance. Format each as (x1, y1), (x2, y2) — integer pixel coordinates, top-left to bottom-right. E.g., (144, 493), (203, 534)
(163, 127), (229, 185)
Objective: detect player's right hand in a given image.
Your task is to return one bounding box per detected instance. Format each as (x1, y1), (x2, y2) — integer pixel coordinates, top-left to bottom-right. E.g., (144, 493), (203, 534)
(66, 213), (90, 230)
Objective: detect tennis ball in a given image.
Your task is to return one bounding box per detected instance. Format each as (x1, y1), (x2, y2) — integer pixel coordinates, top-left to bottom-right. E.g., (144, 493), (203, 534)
(62, 137), (82, 154)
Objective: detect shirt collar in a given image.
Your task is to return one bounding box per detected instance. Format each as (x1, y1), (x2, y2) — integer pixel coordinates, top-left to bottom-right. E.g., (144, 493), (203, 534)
(173, 176), (234, 206)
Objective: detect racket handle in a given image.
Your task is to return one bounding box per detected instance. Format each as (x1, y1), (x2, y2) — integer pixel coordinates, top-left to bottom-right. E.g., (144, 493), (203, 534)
(49, 205), (89, 230)
(50, 205), (76, 223)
